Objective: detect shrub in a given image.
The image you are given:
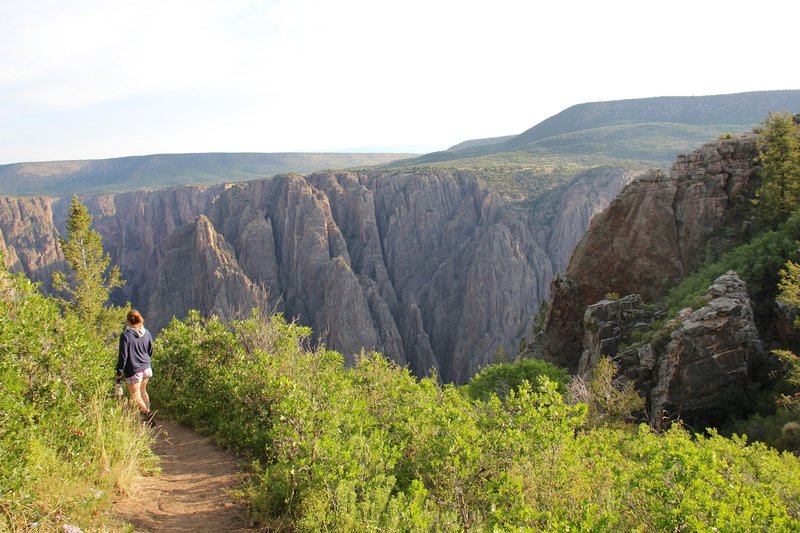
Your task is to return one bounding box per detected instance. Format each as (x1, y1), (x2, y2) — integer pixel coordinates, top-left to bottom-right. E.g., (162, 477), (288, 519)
(0, 263), (155, 531)
(465, 357), (569, 402)
(567, 357), (645, 428)
(153, 309), (800, 531)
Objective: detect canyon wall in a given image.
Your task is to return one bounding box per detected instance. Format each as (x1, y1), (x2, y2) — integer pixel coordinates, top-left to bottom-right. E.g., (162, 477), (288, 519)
(531, 134), (760, 371)
(525, 134), (766, 426)
(0, 167), (636, 383)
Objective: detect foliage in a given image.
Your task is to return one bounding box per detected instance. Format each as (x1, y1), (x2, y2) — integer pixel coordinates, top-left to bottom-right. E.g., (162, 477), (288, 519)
(465, 357), (569, 402)
(51, 195), (127, 340)
(779, 259), (800, 311)
(660, 207), (800, 317)
(153, 309), (800, 531)
(0, 258), (155, 531)
(755, 112), (800, 227)
(531, 299), (548, 335)
(567, 357), (645, 428)
(776, 259), (800, 409)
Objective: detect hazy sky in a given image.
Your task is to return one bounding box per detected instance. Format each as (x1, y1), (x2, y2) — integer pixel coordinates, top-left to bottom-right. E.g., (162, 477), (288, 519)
(1, 0), (798, 164)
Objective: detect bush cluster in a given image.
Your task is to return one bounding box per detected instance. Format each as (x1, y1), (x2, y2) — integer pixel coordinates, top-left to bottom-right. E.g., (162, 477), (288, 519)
(0, 265), (155, 531)
(153, 310), (800, 531)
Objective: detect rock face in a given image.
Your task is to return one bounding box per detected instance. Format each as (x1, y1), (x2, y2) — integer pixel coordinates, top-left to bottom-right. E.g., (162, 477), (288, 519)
(147, 215), (265, 332)
(649, 272), (764, 427)
(555, 272), (763, 428)
(0, 196), (65, 289)
(530, 134), (760, 371)
(0, 167), (636, 383)
(578, 294), (655, 375)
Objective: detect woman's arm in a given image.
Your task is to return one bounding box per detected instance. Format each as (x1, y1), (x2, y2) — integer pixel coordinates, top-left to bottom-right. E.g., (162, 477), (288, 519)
(116, 333), (128, 378)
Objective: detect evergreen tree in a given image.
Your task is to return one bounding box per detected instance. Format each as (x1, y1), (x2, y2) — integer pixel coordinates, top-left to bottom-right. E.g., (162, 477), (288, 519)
(777, 260), (800, 408)
(755, 112), (800, 226)
(52, 195), (126, 338)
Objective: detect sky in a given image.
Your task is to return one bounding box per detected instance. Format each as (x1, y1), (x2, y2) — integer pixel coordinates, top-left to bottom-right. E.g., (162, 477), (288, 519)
(1, 0), (799, 164)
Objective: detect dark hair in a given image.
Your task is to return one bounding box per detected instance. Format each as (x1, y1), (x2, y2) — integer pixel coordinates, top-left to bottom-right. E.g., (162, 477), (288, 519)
(127, 309), (144, 326)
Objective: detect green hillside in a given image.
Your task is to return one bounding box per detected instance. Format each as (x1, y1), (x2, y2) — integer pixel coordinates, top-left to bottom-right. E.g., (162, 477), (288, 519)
(381, 90), (800, 200)
(0, 152), (413, 195)
(4, 91), (799, 198)
(390, 90), (800, 171)
(502, 90), (800, 150)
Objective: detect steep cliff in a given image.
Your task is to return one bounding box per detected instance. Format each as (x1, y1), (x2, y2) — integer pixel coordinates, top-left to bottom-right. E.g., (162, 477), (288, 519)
(0, 167), (637, 383)
(0, 196), (65, 288)
(530, 134), (760, 371)
(649, 272), (764, 427)
(574, 272), (764, 427)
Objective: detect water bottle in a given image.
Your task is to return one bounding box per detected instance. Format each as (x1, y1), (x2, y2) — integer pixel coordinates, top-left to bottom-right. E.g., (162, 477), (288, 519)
(113, 380), (124, 400)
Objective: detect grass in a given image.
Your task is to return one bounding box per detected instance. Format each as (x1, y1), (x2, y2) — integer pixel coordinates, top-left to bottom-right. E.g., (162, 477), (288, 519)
(1, 399), (157, 533)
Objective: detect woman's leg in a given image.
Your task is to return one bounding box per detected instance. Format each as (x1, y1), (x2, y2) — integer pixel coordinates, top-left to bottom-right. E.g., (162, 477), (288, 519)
(140, 376), (151, 412)
(126, 381), (149, 413)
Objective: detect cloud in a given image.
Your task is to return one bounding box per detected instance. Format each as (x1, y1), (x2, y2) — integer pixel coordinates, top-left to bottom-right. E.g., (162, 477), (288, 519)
(1, 0), (799, 163)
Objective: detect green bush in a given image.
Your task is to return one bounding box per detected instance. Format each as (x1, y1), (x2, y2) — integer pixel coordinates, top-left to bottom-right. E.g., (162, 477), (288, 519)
(0, 264), (155, 531)
(465, 357), (569, 402)
(661, 208), (800, 317)
(153, 309), (800, 531)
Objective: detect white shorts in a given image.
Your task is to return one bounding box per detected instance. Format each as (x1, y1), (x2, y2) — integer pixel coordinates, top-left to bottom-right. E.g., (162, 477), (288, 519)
(125, 367), (153, 385)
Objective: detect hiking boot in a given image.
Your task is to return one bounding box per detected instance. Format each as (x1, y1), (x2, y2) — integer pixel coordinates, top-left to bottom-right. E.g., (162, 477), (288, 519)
(140, 410), (157, 428)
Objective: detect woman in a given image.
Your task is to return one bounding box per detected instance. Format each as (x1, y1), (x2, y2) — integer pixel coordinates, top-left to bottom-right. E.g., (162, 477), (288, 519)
(116, 309), (155, 425)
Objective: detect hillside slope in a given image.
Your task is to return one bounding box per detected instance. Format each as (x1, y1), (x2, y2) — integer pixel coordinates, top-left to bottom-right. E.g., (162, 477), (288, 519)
(0, 152), (412, 195)
(523, 132), (797, 427)
(397, 90), (800, 170)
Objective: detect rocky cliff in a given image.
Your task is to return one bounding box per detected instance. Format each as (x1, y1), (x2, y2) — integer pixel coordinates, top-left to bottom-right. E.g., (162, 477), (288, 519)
(649, 272), (764, 427)
(524, 133), (769, 426)
(0, 196), (65, 289)
(530, 134), (760, 371)
(0, 167), (638, 383)
(576, 272), (764, 428)
(578, 271), (765, 429)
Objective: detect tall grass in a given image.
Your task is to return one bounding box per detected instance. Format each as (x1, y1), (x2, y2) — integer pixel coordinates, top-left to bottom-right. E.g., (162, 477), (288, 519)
(0, 264), (156, 531)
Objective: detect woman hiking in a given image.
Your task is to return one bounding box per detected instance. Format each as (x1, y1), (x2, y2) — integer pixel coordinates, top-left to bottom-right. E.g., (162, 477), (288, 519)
(116, 309), (155, 426)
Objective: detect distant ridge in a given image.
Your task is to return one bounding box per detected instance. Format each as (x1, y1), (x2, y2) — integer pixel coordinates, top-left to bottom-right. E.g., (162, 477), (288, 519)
(0, 152), (412, 195)
(446, 135), (516, 152)
(395, 90), (800, 168)
(5, 90), (799, 197)
(502, 90), (800, 151)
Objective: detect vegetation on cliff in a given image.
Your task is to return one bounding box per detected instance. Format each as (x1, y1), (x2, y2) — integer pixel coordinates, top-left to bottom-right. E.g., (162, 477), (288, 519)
(755, 112), (800, 227)
(150, 311), (800, 531)
(612, 113), (800, 450)
(0, 255), (155, 531)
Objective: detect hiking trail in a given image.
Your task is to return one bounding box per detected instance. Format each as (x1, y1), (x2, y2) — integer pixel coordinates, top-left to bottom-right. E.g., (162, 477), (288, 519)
(114, 420), (256, 532)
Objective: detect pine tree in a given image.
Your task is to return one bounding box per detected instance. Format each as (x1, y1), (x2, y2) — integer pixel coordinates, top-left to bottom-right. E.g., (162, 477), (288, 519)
(755, 112), (800, 226)
(52, 195), (126, 338)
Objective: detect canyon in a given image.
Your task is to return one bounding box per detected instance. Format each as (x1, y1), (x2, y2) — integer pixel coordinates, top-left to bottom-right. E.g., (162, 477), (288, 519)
(0, 167), (640, 383)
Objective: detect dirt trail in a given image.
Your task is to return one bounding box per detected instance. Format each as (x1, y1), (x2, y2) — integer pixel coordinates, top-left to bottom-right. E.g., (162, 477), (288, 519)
(114, 420), (256, 532)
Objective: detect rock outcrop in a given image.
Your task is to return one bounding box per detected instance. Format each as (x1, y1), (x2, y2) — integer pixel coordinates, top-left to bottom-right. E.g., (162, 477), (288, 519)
(147, 215), (265, 332)
(530, 134), (760, 371)
(0, 196), (65, 289)
(0, 167), (636, 383)
(556, 272), (763, 428)
(578, 294), (655, 375)
(649, 272), (764, 427)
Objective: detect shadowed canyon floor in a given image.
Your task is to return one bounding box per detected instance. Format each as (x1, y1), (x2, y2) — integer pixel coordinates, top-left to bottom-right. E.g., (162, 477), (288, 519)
(114, 420), (255, 532)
